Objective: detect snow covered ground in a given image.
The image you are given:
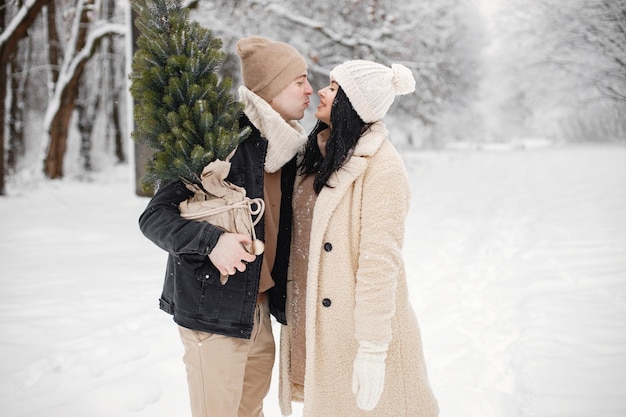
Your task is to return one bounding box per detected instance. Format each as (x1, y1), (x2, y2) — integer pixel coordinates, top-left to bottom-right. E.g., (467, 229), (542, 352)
(1, 143), (625, 417)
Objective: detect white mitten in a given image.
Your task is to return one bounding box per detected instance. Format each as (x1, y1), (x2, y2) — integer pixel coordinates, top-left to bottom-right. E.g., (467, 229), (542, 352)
(351, 340), (388, 411)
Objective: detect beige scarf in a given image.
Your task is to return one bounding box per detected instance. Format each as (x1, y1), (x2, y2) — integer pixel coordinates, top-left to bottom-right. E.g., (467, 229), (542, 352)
(239, 86), (308, 173)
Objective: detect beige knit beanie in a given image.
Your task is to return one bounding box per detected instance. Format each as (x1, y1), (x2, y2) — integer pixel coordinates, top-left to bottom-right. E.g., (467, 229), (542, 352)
(329, 60), (416, 123)
(236, 36), (308, 102)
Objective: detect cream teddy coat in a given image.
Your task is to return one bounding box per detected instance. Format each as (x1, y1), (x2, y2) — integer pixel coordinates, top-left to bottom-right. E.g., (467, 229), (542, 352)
(279, 122), (439, 417)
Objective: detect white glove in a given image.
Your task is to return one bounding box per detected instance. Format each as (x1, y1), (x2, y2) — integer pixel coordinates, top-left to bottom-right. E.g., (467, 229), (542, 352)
(351, 340), (388, 411)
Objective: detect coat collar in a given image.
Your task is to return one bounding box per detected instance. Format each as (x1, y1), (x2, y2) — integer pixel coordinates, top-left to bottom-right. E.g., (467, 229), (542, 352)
(324, 121), (387, 189)
(350, 121), (388, 159)
(308, 121), (388, 232)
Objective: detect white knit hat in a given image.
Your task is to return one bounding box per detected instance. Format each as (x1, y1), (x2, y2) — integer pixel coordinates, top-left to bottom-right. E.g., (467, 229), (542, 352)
(329, 60), (416, 123)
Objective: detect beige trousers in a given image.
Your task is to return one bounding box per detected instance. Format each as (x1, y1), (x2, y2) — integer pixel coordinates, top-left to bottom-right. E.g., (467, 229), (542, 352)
(178, 299), (275, 417)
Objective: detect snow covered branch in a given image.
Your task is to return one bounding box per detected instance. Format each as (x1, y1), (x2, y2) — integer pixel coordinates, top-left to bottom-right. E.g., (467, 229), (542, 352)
(0, 0), (46, 48)
(264, 3), (386, 51)
(43, 22), (126, 129)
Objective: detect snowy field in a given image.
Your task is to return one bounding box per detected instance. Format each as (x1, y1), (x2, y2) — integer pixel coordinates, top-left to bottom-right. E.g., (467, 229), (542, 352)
(1, 143), (625, 417)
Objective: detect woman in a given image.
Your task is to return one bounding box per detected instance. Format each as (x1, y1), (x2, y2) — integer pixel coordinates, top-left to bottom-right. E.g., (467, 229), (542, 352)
(279, 60), (439, 416)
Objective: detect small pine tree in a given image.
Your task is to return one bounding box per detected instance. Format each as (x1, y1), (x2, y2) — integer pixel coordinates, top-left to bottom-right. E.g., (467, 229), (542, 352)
(129, 0), (249, 189)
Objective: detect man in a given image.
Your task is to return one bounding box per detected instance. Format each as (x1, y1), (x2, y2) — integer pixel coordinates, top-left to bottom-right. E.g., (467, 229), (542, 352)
(139, 36), (312, 417)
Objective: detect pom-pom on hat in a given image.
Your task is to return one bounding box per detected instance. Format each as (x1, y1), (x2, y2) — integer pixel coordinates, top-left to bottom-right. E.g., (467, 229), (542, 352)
(329, 60), (416, 123)
(236, 36), (308, 102)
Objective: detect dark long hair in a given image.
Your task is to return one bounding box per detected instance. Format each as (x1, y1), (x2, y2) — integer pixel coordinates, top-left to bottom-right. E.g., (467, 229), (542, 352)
(298, 87), (370, 194)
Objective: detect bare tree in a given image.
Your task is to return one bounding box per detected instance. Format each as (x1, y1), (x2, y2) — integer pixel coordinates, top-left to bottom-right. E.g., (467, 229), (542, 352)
(7, 33), (31, 173)
(42, 0), (126, 178)
(47, 0), (60, 85)
(2, 0), (127, 193)
(0, 0), (50, 196)
(104, 0), (126, 165)
(76, 76), (100, 172)
(73, 0), (126, 174)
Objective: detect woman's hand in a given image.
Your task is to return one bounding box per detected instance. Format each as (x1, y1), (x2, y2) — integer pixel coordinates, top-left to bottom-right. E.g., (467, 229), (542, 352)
(351, 340), (388, 410)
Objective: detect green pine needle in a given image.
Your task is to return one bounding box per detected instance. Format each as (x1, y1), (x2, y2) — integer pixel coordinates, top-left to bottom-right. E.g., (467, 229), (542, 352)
(129, 0), (248, 187)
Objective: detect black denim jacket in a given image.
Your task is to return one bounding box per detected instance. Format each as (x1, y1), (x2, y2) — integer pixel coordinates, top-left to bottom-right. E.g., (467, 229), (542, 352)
(139, 116), (294, 339)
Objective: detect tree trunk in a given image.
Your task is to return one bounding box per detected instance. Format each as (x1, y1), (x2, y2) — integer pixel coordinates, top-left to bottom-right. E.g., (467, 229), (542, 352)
(128, 5), (153, 196)
(7, 47), (27, 173)
(0, 1), (4, 195)
(106, 0), (125, 164)
(44, 0), (92, 179)
(76, 85), (98, 172)
(47, 0), (60, 86)
(112, 89), (125, 163)
(0, 0), (50, 195)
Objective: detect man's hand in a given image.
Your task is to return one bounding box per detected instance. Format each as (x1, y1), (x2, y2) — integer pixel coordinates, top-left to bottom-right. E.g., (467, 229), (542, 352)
(208, 233), (257, 276)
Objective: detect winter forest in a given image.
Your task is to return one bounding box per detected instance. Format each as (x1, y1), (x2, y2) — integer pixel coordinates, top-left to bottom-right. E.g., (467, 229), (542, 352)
(1, 0), (625, 196)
